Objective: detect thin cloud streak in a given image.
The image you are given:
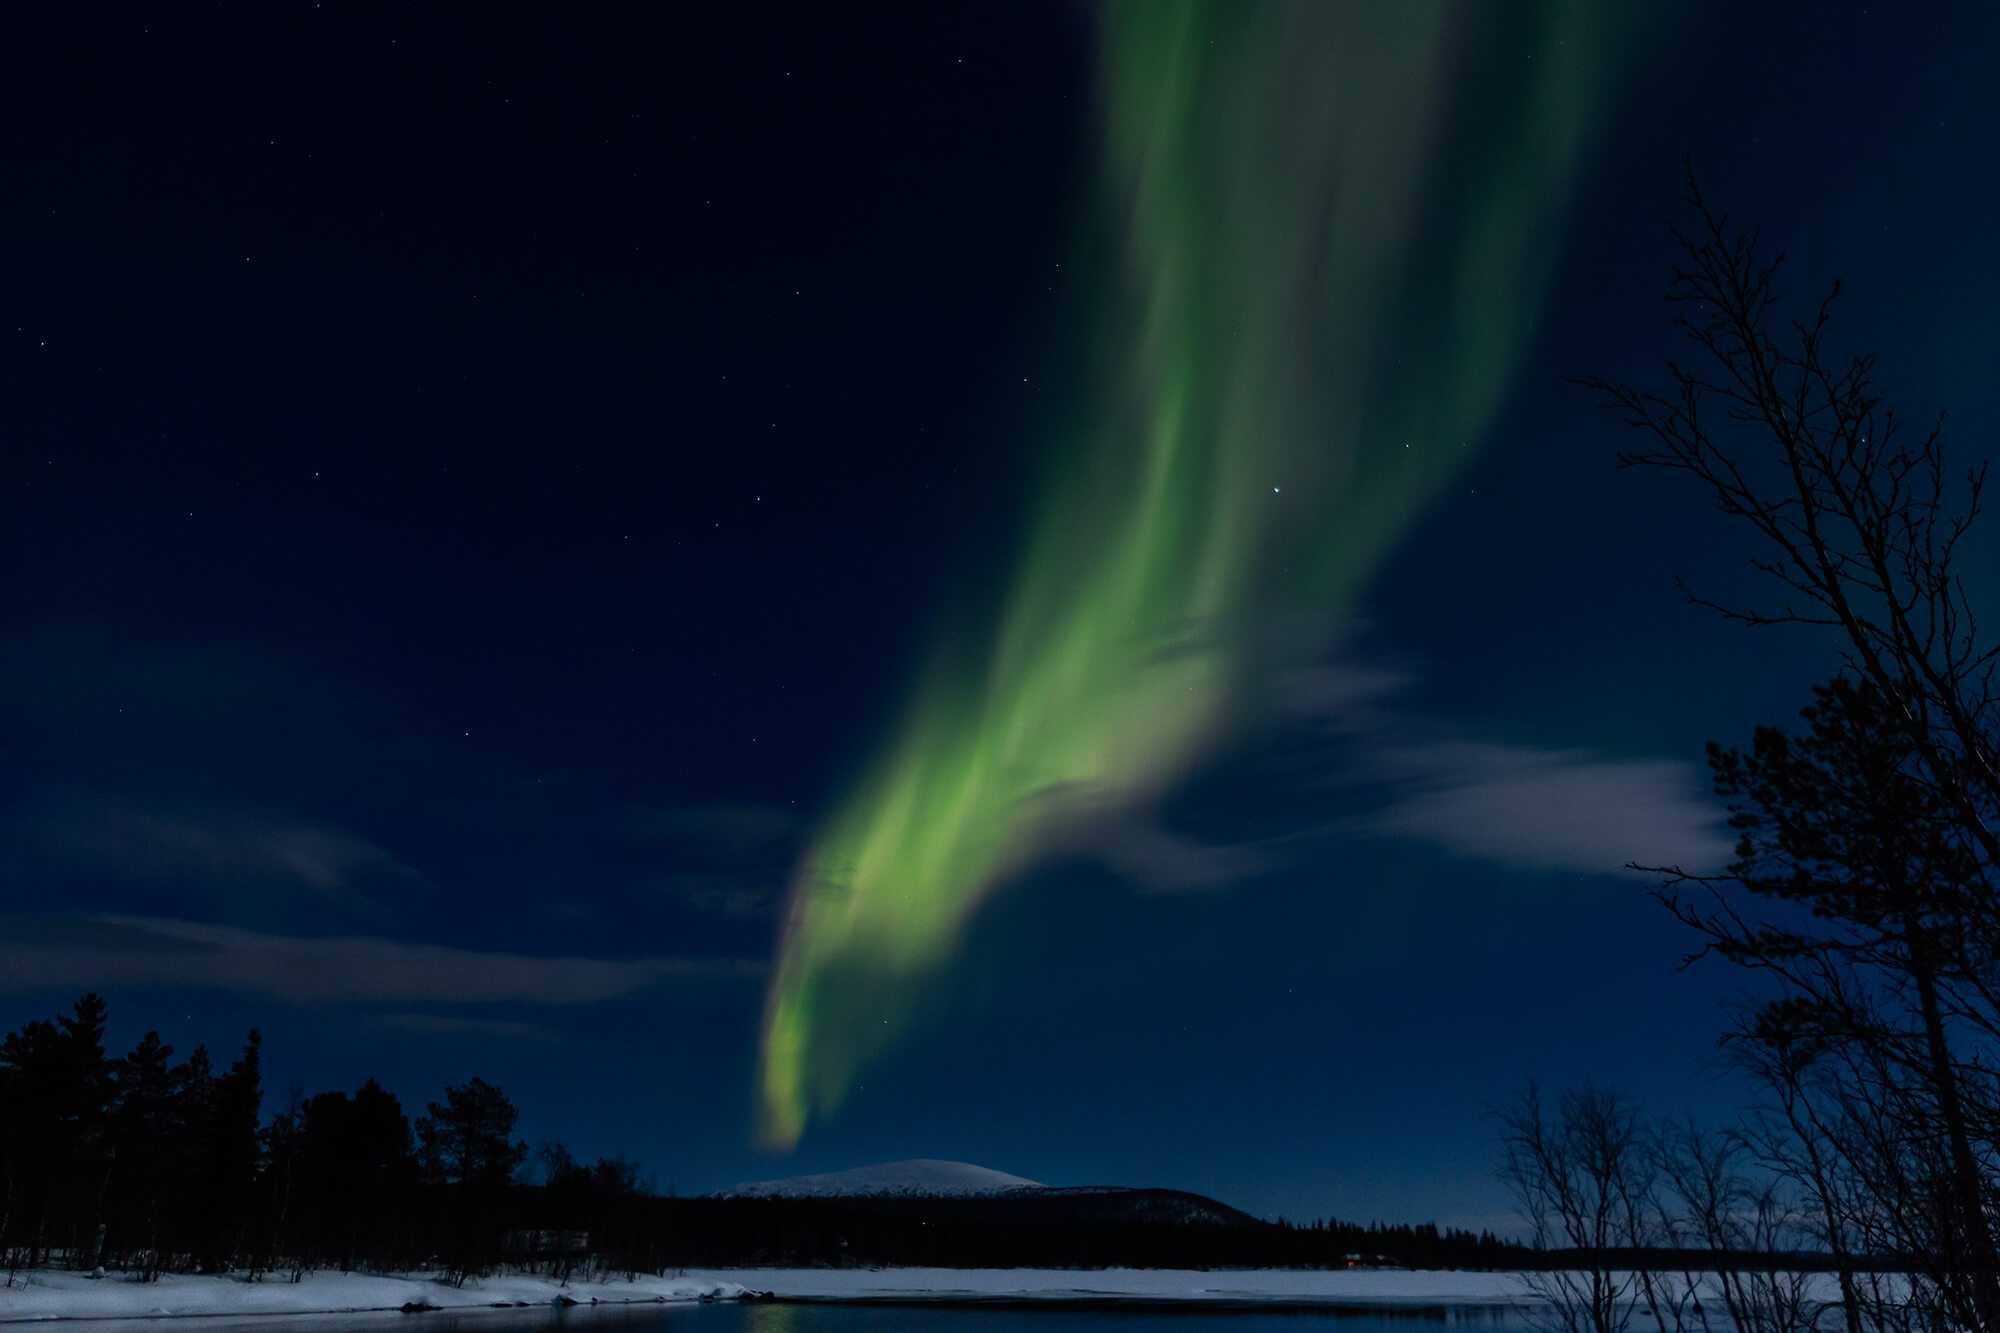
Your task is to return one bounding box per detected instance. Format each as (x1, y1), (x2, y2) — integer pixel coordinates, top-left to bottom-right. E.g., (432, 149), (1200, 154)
(1098, 657), (1731, 892)
(1093, 819), (1277, 893)
(1358, 741), (1733, 877)
(378, 1013), (561, 1043)
(628, 802), (801, 851)
(12, 792), (424, 898)
(0, 915), (762, 1004)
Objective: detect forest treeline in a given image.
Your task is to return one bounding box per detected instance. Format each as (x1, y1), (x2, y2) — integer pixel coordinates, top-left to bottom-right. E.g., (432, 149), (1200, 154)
(0, 993), (643, 1282)
(0, 993), (1542, 1278)
(639, 1193), (1530, 1271)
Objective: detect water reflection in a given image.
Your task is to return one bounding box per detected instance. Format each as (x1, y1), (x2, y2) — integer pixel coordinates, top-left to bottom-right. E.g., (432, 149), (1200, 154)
(740, 1304), (801, 1333)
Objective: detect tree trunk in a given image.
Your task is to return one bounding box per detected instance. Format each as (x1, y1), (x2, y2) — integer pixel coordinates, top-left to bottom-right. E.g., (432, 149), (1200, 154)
(1907, 915), (2000, 1332)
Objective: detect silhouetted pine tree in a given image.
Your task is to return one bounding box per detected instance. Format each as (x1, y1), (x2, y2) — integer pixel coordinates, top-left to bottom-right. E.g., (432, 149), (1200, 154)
(206, 1033), (263, 1271)
(0, 996), (115, 1266)
(291, 1080), (418, 1271)
(169, 1044), (215, 1271)
(104, 1031), (183, 1277)
(417, 1078), (526, 1282)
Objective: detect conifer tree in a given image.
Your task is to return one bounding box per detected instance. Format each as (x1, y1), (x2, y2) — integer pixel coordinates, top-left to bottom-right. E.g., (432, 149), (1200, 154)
(105, 1031), (182, 1277)
(416, 1078), (527, 1281)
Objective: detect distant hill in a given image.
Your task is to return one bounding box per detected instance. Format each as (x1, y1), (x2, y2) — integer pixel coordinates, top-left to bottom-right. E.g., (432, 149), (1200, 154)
(1030, 1185), (1259, 1228)
(554, 1157), (1530, 1271)
(632, 1183), (1525, 1271)
(728, 1158), (1044, 1198)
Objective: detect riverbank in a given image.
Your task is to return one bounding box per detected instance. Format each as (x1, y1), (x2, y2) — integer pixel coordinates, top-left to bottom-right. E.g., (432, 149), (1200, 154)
(0, 1270), (747, 1322)
(0, 1266), (1548, 1321)
(687, 1267), (1540, 1305)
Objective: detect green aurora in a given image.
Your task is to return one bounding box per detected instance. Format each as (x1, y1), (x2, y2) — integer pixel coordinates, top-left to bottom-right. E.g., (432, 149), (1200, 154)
(759, 1), (1626, 1147)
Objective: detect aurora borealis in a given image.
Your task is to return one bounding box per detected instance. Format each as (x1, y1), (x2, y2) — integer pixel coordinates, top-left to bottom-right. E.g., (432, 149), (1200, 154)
(12, 0), (1998, 1228)
(759, 1), (1624, 1146)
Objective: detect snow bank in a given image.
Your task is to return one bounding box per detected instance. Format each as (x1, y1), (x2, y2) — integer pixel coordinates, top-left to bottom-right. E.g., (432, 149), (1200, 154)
(679, 1267), (1858, 1310)
(2, 1265), (1851, 1320)
(680, 1267), (1541, 1305)
(0, 1270), (747, 1323)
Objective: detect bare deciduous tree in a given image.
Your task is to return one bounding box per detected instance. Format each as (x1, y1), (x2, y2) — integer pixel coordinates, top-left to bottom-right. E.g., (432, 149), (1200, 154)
(1576, 162), (2000, 1333)
(1498, 1089), (1827, 1333)
(1496, 1084), (1661, 1333)
(1654, 1112), (1820, 1333)
(1580, 162), (2000, 866)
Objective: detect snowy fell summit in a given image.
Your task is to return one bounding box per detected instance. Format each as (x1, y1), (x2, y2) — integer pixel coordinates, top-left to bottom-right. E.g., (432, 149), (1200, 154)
(727, 1158), (1044, 1198)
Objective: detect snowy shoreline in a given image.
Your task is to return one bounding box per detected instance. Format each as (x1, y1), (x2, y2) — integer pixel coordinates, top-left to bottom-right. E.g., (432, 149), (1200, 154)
(0, 1271), (748, 1324)
(689, 1267), (1544, 1306)
(0, 1267), (1553, 1322)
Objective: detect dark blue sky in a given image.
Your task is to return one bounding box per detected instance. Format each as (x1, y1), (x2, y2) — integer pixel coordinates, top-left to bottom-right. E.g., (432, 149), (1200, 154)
(3, 1), (1997, 1228)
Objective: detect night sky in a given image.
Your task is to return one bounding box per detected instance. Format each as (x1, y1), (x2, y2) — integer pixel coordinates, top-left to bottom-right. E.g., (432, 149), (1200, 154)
(4, 2), (1998, 1229)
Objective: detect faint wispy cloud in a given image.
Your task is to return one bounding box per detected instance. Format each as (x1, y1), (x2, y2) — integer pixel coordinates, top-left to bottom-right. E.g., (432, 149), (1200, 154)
(1273, 661), (1412, 726)
(13, 792), (423, 900)
(628, 802), (801, 851)
(627, 803), (800, 919)
(1092, 820), (1277, 892)
(1355, 740), (1732, 877)
(659, 874), (783, 920)
(0, 915), (764, 1004)
(1090, 654), (1730, 892)
(378, 1012), (560, 1043)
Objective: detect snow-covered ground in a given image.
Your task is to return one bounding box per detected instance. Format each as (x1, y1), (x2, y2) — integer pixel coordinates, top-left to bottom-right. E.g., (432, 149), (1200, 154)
(682, 1267), (1541, 1305)
(0, 1271), (746, 1323)
(8, 1265), (1850, 1321)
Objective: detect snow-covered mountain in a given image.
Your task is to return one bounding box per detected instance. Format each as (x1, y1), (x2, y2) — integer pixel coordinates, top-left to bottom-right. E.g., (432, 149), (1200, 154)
(727, 1158), (1045, 1198)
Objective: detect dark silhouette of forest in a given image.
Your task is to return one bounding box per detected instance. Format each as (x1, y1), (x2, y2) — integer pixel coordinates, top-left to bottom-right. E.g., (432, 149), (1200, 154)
(0, 993), (1544, 1279)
